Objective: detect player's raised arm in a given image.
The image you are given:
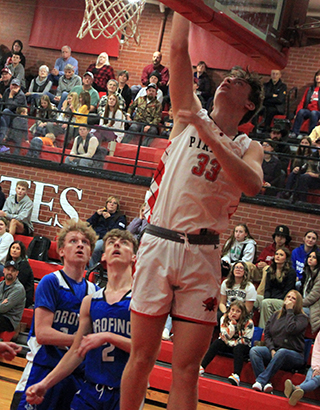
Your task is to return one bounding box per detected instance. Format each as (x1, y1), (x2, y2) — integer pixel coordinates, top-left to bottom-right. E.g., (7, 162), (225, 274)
(170, 12), (201, 139)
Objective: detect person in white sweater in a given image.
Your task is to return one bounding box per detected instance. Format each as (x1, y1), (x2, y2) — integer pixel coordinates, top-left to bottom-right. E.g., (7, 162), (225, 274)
(0, 216), (14, 274)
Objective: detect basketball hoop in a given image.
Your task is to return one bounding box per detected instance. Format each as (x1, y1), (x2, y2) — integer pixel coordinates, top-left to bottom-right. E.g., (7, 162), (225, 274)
(77, 0), (146, 44)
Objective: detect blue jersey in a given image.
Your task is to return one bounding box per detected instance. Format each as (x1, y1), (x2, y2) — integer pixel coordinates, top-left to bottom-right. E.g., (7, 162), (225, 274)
(28, 270), (98, 369)
(85, 287), (131, 387)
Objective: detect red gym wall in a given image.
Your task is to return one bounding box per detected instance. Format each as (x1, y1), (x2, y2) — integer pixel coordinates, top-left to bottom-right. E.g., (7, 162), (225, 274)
(0, 162), (319, 255)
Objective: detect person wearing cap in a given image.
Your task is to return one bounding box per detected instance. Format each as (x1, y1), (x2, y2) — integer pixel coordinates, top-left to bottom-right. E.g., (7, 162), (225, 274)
(122, 82), (162, 146)
(7, 52), (26, 89)
(48, 45), (79, 86)
(269, 125), (291, 173)
(135, 70), (163, 103)
(0, 67), (13, 98)
(141, 51), (169, 94)
(86, 52), (115, 93)
(70, 72), (100, 112)
(0, 259), (25, 332)
(290, 70), (320, 138)
(261, 139), (284, 196)
(0, 78), (26, 152)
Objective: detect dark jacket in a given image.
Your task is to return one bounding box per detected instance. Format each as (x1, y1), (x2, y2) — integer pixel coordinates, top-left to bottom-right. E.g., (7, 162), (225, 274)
(16, 258), (34, 308)
(264, 267), (296, 299)
(87, 210), (127, 239)
(1, 87), (26, 112)
(263, 79), (287, 114)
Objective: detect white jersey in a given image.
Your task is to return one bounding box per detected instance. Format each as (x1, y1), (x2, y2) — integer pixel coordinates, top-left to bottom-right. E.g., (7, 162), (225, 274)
(145, 109), (252, 234)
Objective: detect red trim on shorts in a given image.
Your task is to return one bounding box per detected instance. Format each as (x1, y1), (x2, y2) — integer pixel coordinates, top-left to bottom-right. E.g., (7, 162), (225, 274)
(130, 308), (169, 318)
(172, 314), (217, 326)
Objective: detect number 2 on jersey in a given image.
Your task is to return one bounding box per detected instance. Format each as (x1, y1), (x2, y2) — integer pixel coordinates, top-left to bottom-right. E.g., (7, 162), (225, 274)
(102, 343), (115, 362)
(192, 153), (221, 182)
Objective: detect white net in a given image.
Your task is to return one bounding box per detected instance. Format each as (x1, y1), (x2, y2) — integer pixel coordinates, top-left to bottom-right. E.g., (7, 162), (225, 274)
(77, 0), (146, 44)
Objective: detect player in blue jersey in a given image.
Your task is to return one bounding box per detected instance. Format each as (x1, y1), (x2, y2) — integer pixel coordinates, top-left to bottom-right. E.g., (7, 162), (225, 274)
(25, 229), (138, 410)
(11, 219), (99, 410)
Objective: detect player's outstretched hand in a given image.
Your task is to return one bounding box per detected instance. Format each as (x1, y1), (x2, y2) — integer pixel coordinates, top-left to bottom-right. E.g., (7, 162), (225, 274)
(26, 382), (47, 405)
(77, 333), (109, 358)
(0, 341), (22, 361)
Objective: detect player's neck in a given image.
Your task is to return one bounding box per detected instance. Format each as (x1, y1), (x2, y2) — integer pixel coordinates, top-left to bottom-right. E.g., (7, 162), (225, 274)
(106, 265), (132, 291)
(63, 261), (86, 282)
(211, 108), (240, 137)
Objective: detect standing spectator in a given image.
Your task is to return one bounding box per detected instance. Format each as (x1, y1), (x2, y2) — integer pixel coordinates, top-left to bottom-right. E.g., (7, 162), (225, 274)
(0, 180), (33, 236)
(25, 65), (52, 113)
(48, 45), (79, 86)
(290, 70), (320, 137)
(87, 196), (126, 268)
(141, 51), (169, 94)
(261, 139), (284, 196)
(10, 219), (98, 410)
(123, 83), (162, 147)
(250, 290), (308, 393)
(118, 70), (132, 111)
(260, 70), (287, 132)
(0, 67), (13, 98)
(7, 52), (25, 89)
(200, 301), (254, 386)
(6, 241), (34, 308)
(86, 52), (115, 93)
(0, 260), (25, 332)
(284, 331), (320, 406)
(71, 72), (100, 112)
(0, 217), (14, 274)
(0, 40), (26, 71)
(194, 61), (212, 107)
(291, 230), (318, 283)
(4, 106), (29, 155)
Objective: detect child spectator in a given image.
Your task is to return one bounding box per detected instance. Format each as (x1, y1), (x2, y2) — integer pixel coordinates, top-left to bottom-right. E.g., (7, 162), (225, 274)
(39, 133), (55, 147)
(127, 202), (148, 244)
(7, 52), (26, 89)
(4, 106), (29, 154)
(0, 180), (33, 236)
(200, 301), (254, 386)
(291, 230), (318, 284)
(284, 330), (320, 405)
(221, 224), (256, 276)
(30, 95), (57, 137)
(75, 91), (90, 125)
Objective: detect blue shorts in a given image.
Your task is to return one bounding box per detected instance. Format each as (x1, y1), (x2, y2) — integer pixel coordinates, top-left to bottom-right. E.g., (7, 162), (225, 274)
(71, 381), (120, 410)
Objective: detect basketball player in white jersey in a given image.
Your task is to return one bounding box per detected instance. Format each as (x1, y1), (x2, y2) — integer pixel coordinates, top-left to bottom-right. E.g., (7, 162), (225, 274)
(120, 12), (264, 410)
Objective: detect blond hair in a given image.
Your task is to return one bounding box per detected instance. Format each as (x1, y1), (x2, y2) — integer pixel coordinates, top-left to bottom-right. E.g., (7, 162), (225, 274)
(57, 219), (98, 255)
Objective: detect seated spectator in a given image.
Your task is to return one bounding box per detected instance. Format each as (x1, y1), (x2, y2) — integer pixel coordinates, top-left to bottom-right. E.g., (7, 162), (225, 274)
(127, 202), (148, 244)
(0, 78), (26, 152)
(301, 250), (320, 334)
(140, 51), (169, 95)
(284, 330), (320, 406)
(40, 132), (55, 147)
(69, 72), (99, 113)
(256, 247), (296, 328)
(6, 241), (34, 308)
(74, 91), (90, 125)
(0, 217), (14, 274)
(261, 139), (283, 196)
(200, 301), (254, 386)
(161, 105), (173, 139)
(0, 67), (13, 98)
(221, 224), (256, 276)
(0, 187), (6, 210)
(0, 40), (26, 71)
(98, 94), (125, 142)
(256, 225), (291, 278)
(7, 52), (25, 89)
(118, 70), (132, 111)
(250, 290), (308, 393)
(194, 61), (212, 107)
(281, 136), (312, 199)
(220, 262), (257, 317)
(25, 65), (52, 113)
(30, 95), (57, 138)
(87, 196), (126, 268)
(4, 106), (29, 155)
(48, 45), (79, 86)
(86, 52), (115, 92)
(135, 71), (163, 104)
(259, 69), (287, 132)
(65, 125), (101, 168)
(309, 124), (320, 143)
(122, 83), (162, 147)
(291, 230), (318, 284)
(46, 64), (81, 109)
(269, 125), (291, 173)
(54, 92), (79, 140)
(97, 79), (126, 115)
(0, 260), (25, 332)
(0, 180), (33, 236)
(290, 70), (320, 138)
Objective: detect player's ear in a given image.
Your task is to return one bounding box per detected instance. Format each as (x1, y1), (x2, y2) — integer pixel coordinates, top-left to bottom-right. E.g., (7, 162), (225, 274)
(245, 100), (255, 112)
(131, 254), (137, 265)
(101, 252), (106, 262)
